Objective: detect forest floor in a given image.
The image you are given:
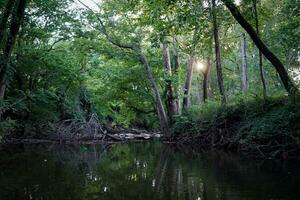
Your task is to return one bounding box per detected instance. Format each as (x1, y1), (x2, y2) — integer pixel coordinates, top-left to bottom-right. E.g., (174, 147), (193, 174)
(172, 95), (300, 160)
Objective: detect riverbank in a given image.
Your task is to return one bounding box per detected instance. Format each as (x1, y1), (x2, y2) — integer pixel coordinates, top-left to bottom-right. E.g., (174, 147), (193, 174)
(1, 114), (161, 144)
(2, 96), (299, 160)
(172, 96), (300, 160)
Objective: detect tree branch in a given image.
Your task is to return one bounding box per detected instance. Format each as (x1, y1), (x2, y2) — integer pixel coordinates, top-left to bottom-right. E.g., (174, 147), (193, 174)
(77, 0), (136, 50)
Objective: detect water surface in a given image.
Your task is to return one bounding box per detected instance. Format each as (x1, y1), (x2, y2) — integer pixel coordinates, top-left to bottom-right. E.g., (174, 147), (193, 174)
(0, 142), (299, 200)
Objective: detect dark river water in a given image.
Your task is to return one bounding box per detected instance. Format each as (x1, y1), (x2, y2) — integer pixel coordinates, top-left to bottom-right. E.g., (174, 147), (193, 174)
(0, 142), (299, 200)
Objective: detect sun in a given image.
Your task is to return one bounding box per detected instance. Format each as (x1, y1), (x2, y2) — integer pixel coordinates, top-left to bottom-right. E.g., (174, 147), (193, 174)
(195, 61), (205, 72)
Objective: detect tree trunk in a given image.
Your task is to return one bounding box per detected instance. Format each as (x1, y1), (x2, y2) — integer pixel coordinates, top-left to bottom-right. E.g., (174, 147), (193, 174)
(0, 75), (6, 99)
(172, 37), (180, 114)
(137, 48), (170, 135)
(0, 0), (27, 99)
(252, 0), (267, 97)
(183, 25), (201, 110)
(221, 0), (298, 95)
(162, 41), (177, 123)
(0, 0), (16, 48)
(241, 33), (248, 92)
(203, 57), (211, 102)
(183, 54), (195, 109)
(212, 0), (226, 103)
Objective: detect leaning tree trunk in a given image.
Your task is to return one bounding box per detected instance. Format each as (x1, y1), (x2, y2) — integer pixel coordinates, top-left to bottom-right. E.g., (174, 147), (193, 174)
(240, 33), (248, 92)
(137, 49), (170, 135)
(221, 0), (298, 96)
(252, 0), (267, 97)
(0, 0), (27, 99)
(212, 0), (226, 103)
(162, 41), (177, 123)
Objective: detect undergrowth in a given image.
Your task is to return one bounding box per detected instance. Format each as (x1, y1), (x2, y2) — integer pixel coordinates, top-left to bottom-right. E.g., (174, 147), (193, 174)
(174, 95), (300, 159)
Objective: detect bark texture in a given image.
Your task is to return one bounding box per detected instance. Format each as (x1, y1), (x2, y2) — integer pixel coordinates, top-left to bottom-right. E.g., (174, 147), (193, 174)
(221, 0), (298, 95)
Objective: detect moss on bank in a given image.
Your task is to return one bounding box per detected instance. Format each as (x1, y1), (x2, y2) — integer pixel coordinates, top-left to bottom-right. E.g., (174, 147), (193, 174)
(173, 95), (300, 160)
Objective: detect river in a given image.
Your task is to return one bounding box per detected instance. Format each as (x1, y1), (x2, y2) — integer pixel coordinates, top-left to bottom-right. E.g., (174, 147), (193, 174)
(0, 142), (299, 200)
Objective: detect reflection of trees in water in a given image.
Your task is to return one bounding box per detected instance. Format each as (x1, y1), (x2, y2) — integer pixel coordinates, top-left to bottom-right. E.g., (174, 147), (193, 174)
(0, 143), (299, 200)
(0, 143), (109, 200)
(49, 143), (109, 172)
(153, 146), (208, 200)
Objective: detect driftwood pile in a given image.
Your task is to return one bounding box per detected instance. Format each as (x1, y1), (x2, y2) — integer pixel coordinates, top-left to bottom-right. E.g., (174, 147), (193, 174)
(45, 114), (161, 143)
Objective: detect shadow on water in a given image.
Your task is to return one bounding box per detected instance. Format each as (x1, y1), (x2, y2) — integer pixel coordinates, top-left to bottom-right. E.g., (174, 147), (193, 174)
(0, 142), (299, 200)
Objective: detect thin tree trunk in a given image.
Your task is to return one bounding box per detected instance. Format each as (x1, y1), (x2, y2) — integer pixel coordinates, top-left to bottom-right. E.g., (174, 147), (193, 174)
(183, 54), (195, 109)
(197, 75), (202, 104)
(221, 0), (298, 95)
(162, 41), (177, 123)
(172, 37), (180, 114)
(0, 0), (27, 99)
(212, 0), (226, 103)
(241, 33), (248, 92)
(182, 24), (201, 110)
(203, 57), (211, 102)
(253, 0), (267, 97)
